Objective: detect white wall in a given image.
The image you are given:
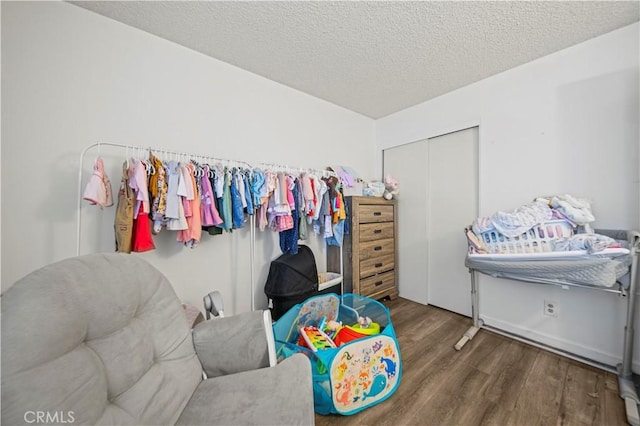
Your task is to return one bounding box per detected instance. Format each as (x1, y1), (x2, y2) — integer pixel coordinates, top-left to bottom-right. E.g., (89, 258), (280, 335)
(377, 23), (640, 369)
(1, 1), (375, 314)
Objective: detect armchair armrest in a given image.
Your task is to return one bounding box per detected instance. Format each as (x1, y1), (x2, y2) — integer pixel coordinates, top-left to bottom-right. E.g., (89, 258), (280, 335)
(193, 310), (277, 378)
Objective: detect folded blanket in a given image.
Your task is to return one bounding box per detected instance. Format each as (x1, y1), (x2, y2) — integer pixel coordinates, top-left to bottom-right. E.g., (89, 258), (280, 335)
(536, 194), (595, 225)
(551, 233), (620, 254)
(489, 200), (553, 238)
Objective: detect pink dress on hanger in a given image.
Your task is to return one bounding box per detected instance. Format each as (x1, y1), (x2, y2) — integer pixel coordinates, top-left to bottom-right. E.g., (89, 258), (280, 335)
(83, 157), (113, 208)
(200, 166), (223, 226)
(178, 164), (202, 246)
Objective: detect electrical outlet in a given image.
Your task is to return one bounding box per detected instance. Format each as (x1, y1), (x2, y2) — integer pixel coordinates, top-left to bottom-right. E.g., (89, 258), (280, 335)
(544, 300), (559, 317)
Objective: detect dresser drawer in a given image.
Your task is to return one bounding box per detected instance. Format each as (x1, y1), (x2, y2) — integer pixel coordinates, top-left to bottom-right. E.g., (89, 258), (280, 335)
(359, 238), (394, 261)
(359, 222), (394, 242)
(360, 255), (394, 278)
(359, 204), (394, 223)
(359, 270), (395, 296)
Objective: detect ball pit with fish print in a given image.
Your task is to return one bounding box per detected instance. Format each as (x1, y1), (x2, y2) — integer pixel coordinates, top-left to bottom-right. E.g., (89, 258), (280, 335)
(273, 293), (402, 415)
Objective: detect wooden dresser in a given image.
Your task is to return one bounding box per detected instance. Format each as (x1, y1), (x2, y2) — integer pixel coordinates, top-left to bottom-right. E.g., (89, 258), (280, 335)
(328, 196), (398, 300)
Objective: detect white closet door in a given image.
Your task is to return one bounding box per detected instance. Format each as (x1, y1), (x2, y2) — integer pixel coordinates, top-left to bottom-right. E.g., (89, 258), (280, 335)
(427, 127), (478, 315)
(383, 127), (478, 315)
(383, 140), (429, 304)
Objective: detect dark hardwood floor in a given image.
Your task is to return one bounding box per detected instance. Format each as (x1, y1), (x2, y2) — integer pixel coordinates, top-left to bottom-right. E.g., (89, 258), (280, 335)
(315, 297), (626, 426)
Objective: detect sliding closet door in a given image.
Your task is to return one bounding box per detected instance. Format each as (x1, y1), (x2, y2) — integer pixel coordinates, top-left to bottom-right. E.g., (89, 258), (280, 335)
(383, 126), (478, 315)
(427, 127), (478, 316)
(383, 140), (429, 304)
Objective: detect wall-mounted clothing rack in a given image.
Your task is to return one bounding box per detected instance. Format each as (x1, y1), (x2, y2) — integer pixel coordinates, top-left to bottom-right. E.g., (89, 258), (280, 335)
(77, 142), (346, 312)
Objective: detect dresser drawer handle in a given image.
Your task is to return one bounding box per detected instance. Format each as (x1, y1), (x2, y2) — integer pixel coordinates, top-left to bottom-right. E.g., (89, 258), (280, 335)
(374, 246), (382, 251)
(374, 280), (384, 286)
(373, 229), (382, 234)
(373, 212), (382, 216)
(374, 262), (383, 268)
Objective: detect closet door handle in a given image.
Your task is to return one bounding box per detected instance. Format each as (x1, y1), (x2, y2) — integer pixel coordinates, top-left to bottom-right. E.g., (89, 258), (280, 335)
(374, 262), (383, 268)
(373, 212), (382, 216)
(374, 280), (384, 286)
(373, 229), (382, 234)
(374, 246), (382, 251)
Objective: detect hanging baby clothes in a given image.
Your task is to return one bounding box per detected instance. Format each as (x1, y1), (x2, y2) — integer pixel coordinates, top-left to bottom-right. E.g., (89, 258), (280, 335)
(312, 175), (325, 222)
(251, 169), (265, 212)
(323, 197), (333, 238)
(267, 172), (294, 232)
(323, 175), (340, 237)
(279, 177), (300, 254)
(297, 178), (308, 240)
(165, 161), (181, 220)
(256, 170), (276, 231)
(179, 164), (195, 218)
(176, 164), (193, 239)
(129, 160), (150, 219)
(129, 160), (155, 252)
(83, 157), (113, 208)
(237, 169), (247, 210)
(177, 163), (202, 247)
(326, 191), (347, 247)
(114, 161), (134, 253)
(301, 173), (314, 218)
(230, 169), (246, 229)
(131, 204), (155, 252)
(216, 167), (233, 231)
(342, 192), (350, 235)
(165, 161), (188, 231)
(203, 167), (223, 236)
(277, 173), (294, 232)
(332, 191), (346, 224)
(243, 169), (254, 215)
(313, 178), (331, 236)
(200, 165), (223, 227)
(149, 154), (167, 234)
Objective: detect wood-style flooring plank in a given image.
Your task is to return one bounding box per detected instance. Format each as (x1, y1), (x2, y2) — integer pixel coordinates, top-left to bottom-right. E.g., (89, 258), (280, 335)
(432, 366), (494, 426)
(483, 340), (539, 410)
(504, 349), (569, 425)
(557, 362), (607, 425)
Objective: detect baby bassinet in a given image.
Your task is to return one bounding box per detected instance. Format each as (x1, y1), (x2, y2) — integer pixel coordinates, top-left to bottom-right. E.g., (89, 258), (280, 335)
(264, 245), (319, 320)
(273, 293), (402, 415)
(461, 219), (640, 426)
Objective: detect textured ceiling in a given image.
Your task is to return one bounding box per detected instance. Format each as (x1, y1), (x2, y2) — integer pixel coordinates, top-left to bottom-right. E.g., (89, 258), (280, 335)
(70, 1), (639, 119)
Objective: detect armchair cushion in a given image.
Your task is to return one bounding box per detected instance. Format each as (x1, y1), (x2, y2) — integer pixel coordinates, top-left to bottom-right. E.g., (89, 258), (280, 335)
(177, 353), (314, 426)
(193, 310), (274, 377)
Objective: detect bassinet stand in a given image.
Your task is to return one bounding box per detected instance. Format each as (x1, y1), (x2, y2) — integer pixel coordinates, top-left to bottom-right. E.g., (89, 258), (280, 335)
(455, 231), (640, 426)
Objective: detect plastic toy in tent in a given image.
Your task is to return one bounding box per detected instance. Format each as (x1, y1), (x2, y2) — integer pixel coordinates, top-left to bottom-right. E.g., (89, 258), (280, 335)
(300, 327), (337, 351)
(273, 293), (402, 416)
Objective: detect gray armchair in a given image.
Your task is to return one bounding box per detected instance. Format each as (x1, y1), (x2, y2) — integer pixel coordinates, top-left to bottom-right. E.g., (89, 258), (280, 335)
(1, 253), (315, 425)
